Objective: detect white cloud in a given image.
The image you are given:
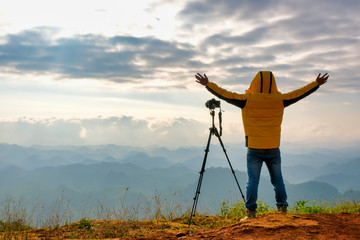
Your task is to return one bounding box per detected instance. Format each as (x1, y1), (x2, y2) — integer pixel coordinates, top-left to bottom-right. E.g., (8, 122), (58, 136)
(0, 116), (210, 148)
(79, 127), (87, 139)
(0, 0), (359, 94)
(0, 0), (359, 148)
(1, 97), (359, 149)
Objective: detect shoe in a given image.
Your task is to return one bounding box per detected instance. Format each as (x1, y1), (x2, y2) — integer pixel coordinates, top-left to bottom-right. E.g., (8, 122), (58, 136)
(241, 208), (256, 221)
(277, 206), (288, 214)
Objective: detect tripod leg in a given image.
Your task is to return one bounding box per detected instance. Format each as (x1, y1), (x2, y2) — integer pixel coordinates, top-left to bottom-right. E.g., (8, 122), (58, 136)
(214, 128), (246, 202)
(188, 128), (213, 227)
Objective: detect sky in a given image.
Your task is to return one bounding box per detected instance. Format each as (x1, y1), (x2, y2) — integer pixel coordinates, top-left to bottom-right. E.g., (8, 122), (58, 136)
(0, 0), (359, 149)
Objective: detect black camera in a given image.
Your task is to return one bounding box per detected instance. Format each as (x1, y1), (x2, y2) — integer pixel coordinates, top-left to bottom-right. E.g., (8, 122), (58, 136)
(205, 98), (221, 109)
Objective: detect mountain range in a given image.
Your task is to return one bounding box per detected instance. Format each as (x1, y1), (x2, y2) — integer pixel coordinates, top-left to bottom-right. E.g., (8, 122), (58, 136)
(0, 143), (359, 223)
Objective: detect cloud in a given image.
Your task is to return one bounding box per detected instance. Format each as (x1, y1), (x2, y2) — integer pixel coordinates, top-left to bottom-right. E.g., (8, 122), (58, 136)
(0, 0), (359, 94)
(178, 0), (282, 25)
(0, 116), (210, 148)
(1, 107), (358, 149)
(175, 0), (360, 92)
(0, 27), (199, 88)
(178, 0), (360, 29)
(200, 27), (270, 49)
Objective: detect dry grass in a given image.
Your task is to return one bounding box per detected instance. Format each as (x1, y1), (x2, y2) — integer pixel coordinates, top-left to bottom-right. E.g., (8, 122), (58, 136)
(1, 193), (359, 239)
(0, 215), (241, 240)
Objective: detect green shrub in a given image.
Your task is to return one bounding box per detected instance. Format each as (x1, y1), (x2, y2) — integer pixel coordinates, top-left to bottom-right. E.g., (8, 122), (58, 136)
(0, 219), (32, 232)
(290, 200), (360, 214)
(219, 200), (270, 218)
(220, 199), (360, 217)
(78, 218), (92, 230)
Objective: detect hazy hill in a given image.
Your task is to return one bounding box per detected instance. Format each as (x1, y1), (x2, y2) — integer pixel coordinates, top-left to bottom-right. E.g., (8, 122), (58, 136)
(0, 163), (348, 217)
(315, 173), (360, 192)
(0, 143), (359, 221)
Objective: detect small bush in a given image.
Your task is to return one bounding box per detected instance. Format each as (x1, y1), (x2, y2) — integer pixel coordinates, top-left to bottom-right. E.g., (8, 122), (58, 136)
(78, 218), (92, 230)
(220, 200), (245, 218)
(219, 200), (271, 218)
(0, 219), (32, 232)
(257, 201), (271, 214)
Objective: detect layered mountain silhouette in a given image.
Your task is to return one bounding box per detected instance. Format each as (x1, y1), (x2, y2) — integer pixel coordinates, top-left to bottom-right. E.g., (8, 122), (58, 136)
(0, 143), (359, 221)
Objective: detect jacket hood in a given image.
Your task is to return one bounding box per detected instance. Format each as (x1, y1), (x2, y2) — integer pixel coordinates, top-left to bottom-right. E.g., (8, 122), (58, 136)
(246, 71), (279, 93)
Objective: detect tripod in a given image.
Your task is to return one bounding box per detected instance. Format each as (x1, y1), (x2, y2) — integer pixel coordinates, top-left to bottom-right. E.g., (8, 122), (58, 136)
(188, 107), (245, 227)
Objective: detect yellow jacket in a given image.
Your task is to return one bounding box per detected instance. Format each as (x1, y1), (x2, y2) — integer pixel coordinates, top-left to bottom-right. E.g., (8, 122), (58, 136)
(206, 71), (319, 149)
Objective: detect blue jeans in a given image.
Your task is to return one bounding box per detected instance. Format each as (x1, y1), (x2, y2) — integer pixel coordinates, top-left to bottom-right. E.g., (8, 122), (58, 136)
(245, 147), (288, 211)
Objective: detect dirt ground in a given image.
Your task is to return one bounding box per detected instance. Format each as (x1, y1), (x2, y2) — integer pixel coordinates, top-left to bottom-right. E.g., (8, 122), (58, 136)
(1, 213), (360, 239)
(181, 213), (360, 240)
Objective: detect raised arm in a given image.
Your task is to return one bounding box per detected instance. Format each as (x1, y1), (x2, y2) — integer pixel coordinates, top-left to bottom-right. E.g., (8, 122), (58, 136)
(195, 73), (247, 108)
(283, 73), (329, 107)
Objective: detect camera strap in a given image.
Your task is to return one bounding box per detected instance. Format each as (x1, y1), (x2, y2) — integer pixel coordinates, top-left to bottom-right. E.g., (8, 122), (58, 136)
(218, 108), (223, 136)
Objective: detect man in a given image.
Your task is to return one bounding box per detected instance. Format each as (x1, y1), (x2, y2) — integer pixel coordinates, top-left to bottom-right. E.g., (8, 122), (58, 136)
(195, 71), (329, 219)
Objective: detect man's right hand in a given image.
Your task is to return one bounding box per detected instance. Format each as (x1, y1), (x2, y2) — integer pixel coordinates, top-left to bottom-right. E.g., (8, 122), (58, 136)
(195, 73), (209, 86)
(316, 73), (329, 85)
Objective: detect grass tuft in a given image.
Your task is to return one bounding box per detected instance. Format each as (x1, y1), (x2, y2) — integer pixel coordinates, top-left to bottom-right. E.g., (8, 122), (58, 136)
(219, 199), (360, 217)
